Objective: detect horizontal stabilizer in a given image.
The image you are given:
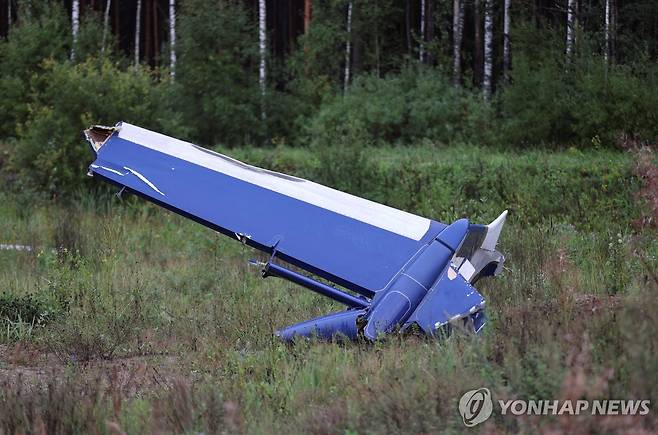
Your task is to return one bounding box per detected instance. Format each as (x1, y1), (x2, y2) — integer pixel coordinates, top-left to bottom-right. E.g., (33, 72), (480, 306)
(402, 267), (485, 335)
(276, 309), (366, 341)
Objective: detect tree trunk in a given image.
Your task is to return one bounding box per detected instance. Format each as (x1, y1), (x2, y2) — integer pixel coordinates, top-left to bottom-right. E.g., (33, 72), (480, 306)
(152, 0), (159, 66)
(101, 0), (111, 55)
(169, 0), (176, 79)
(134, 0), (142, 65)
(604, 0), (609, 63)
(304, 0), (312, 34)
(503, 0), (511, 82)
(405, 0), (411, 55)
(344, 2), (353, 92)
(114, 0), (120, 46)
(7, 0), (11, 35)
(452, 0), (464, 86)
(419, 0), (425, 62)
(474, 0), (483, 86)
(144, 0), (151, 64)
(426, 0), (435, 64)
(259, 0), (267, 120)
(604, 0), (616, 64)
(610, 0), (616, 60)
(566, 0), (576, 63)
(71, 0), (80, 61)
(483, 0), (493, 99)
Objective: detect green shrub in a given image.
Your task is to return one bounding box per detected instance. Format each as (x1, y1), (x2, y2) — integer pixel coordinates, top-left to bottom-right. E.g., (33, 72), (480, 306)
(7, 58), (185, 196)
(306, 67), (496, 147)
(499, 34), (658, 147)
(0, 1), (123, 140)
(0, 1), (69, 138)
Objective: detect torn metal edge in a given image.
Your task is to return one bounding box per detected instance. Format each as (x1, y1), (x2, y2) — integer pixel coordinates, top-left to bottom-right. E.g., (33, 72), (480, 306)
(83, 123), (119, 155)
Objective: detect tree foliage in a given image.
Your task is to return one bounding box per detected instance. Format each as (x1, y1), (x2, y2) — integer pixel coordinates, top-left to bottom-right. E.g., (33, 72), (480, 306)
(0, 0), (657, 196)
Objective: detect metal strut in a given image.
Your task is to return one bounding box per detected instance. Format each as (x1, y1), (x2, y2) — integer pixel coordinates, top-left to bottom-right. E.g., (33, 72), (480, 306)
(262, 262), (368, 309)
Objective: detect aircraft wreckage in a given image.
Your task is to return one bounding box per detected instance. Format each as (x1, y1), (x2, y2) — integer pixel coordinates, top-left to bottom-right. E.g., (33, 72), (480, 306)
(85, 122), (507, 341)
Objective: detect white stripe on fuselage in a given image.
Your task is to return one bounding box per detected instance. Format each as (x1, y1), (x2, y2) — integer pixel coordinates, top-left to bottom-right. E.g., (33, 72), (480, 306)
(114, 123), (431, 240)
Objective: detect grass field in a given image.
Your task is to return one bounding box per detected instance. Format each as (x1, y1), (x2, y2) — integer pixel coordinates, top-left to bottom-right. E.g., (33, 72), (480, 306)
(0, 145), (656, 434)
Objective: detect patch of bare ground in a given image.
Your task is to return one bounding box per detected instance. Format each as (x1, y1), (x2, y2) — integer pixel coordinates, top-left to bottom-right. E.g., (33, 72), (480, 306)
(0, 343), (195, 396)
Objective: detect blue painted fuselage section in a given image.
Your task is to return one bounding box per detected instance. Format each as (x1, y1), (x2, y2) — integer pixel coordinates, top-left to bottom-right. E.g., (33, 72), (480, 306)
(88, 125), (492, 342)
(92, 136), (445, 297)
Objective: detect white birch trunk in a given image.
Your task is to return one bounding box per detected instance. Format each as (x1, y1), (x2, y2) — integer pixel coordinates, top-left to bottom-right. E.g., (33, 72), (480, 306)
(134, 0), (142, 66)
(604, 0), (610, 63)
(419, 0), (425, 62)
(566, 0), (575, 63)
(483, 0), (493, 100)
(71, 0), (80, 61)
(169, 0), (176, 79)
(503, 0), (511, 82)
(7, 0), (10, 34)
(610, 0), (615, 59)
(259, 0), (267, 120)
(343, 2), (353, 92)
(452, 0), (464, 86)
(101, 0), (111, 55)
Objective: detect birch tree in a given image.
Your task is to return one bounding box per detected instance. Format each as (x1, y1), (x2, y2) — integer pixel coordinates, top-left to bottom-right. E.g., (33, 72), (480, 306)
(503, 0), (511, 82)
(452, 0), (464, 86)
(419, 0), (425, 62)
(258, 0), (266, 120)
(604, 0), (615, 64)
(344, 2), (353, 92)
(134, 0), (142, 65)
(101, 0), (112, 55)
(7, 0), (10, 34)
(610, 0), (616, 60)
(604, 0), (610, 63)
(169, 0), (176, 79)
(565, 0), (576, 63)
(71, 0), (80, 60)
(483, 0), (493, 99)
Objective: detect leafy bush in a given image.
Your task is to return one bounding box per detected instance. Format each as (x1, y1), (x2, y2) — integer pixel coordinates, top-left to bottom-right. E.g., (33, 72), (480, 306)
(0, 1), (69, 138)
(0, 1), (122, 140)
(0, 293), (53, 327)
(306, 67), (496, 146)
(7, 58), (185, 196)
(499, 35), (658, 147)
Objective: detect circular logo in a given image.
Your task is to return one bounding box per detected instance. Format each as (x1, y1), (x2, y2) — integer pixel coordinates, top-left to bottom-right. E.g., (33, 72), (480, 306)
(459, 388), (493, 427)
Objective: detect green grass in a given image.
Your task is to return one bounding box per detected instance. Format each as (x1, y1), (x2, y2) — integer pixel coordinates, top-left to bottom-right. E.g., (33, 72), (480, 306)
(0, 146), (656, 434)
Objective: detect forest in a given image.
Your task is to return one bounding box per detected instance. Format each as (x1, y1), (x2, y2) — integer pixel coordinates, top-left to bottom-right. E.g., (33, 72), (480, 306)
(0, 0), (657, 195)
(0, 1), (657, 434)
